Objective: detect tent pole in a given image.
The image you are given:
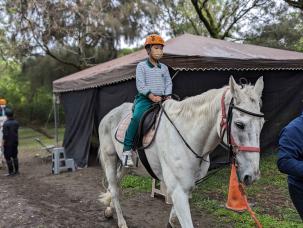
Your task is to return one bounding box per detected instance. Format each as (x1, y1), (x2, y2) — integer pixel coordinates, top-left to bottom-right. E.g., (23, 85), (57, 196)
(53, 93), (59, 146)
(172, 70), (180, 80)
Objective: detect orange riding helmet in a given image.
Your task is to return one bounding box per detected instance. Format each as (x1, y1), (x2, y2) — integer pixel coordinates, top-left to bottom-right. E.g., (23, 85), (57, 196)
(144, 34), (165, 47)
(0, 98), (7, 106)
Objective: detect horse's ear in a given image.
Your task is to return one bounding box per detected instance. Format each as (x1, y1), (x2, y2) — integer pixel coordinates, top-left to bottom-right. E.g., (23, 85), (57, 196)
(229, 76), (242, 100)
(254, 76), (264, 98)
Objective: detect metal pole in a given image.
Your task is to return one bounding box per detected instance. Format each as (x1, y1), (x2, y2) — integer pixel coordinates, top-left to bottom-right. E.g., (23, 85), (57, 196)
(171, 70), (180, 81)
(53, 93), (59, 146)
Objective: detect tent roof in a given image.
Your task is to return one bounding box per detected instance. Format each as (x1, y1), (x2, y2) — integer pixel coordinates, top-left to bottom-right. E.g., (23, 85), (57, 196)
(53, 34), (303, 93)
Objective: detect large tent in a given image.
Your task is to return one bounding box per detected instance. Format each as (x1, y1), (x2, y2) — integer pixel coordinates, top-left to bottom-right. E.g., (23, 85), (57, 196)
(53, 34), (303, 167)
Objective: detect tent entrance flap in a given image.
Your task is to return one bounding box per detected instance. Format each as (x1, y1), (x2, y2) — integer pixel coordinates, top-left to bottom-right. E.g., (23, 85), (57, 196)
(61, 89), (96, 168)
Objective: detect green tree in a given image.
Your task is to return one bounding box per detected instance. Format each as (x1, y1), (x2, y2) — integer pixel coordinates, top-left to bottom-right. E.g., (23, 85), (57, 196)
(0, 0), (159, 69)
(190, 0), (275, 39)
(244, 12), (303, 51)
(156, 0), (209, 36)
(0, 61), (28, 119)
(0, 50), (77, 124)
(294, 38), (303, 51)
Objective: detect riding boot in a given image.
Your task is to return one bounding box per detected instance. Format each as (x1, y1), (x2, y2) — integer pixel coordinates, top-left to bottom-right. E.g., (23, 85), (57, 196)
(5, 159), (14, 175)
(121, 150), (134, 167)
(13, 158), (19, 175)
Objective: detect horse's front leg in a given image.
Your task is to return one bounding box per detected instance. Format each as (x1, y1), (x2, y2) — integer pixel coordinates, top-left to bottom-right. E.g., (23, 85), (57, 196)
(161, 159), (194, 227)
(168, 206), (178, 228)
(170, 186), (194, 228)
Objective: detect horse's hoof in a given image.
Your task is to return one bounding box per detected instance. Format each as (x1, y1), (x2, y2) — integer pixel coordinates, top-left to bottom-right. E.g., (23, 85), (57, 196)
(104, 207), (113, 219)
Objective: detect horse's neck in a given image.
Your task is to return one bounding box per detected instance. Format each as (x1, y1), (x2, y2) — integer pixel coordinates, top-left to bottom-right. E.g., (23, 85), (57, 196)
(165, 87), (229, 155)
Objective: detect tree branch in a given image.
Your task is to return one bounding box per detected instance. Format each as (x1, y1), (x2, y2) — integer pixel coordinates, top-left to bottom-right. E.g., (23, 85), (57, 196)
(285, 0), (303, 9)
(218, 1), (231, 29)
(162, 0), (178, 37)
(204, 6), (217, 33)
(22, 15), (81, 70)
(43, 44), (81, 70)
(191, 0), (218, 38)
(184, 9), (202, 35)
(0, 48), (8, 61)
(221, 0), (267, 39)
(219, 4), (240, 31)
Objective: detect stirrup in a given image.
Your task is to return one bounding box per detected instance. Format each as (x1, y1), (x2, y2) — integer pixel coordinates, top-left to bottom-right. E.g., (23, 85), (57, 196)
(122, 151), (134, 167)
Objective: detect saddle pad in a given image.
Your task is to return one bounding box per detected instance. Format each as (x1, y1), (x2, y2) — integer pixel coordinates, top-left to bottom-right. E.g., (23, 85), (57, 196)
(116, 112), (157, 147)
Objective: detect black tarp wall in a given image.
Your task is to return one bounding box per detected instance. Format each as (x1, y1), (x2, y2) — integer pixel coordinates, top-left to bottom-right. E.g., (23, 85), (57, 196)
(60, 69), (303, 167)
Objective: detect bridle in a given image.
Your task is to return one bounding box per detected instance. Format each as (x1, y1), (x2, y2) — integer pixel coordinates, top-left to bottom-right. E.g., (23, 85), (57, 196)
(160, 89), (264, 164)
(160, 89), (264, 219)
(219, 89), (264, 162)
(219, 89), (264, 228)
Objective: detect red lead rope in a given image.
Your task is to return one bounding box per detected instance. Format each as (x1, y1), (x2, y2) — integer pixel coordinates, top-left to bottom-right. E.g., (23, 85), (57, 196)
(239, 183), (263, 228)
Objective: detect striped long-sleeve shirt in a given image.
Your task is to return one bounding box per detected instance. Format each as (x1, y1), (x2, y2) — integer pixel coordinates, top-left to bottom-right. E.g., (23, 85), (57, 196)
(136, 59), (172, 96)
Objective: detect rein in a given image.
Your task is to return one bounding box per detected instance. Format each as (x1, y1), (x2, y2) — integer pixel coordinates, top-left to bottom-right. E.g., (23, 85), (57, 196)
(160, 89), (264, 164)
(161, 104), (209, 163)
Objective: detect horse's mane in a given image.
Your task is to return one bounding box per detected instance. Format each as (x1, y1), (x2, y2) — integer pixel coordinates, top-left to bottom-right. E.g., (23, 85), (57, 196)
(165, 84), (260, 121)
(165, 86), (226, 120)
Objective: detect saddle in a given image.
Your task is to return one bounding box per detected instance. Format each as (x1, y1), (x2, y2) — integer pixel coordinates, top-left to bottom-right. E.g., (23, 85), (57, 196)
(115, 104), (162, 180)
(115, 103), (161, 149)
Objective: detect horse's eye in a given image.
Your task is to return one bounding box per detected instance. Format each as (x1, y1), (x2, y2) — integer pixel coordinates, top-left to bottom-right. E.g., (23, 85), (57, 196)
(235, 122), (245, 130)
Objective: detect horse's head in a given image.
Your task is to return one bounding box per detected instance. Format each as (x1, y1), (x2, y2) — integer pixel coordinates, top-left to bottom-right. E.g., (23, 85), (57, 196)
(227, 76), (265, 186)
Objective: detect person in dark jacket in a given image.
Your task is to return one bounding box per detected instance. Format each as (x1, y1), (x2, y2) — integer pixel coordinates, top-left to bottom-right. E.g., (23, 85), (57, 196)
(2, 108), (19, 176)
(277, 112), (303, 220)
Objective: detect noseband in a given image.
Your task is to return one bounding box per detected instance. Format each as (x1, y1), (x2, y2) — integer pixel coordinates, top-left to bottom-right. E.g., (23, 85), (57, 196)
(219, 89), (264, 160)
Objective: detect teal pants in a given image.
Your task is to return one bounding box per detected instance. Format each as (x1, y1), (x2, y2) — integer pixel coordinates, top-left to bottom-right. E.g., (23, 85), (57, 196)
(123, 94), (153, 151)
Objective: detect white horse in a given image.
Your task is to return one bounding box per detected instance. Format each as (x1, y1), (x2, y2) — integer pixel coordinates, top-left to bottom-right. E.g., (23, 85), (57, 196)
(98, 76), (265, 228)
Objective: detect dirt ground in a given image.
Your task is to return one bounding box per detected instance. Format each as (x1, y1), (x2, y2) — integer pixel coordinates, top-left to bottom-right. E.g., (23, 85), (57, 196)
(0, 152), (230, 228)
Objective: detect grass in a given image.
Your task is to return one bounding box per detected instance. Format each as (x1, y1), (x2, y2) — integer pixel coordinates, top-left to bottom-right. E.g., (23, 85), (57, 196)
(121, 175), (152, 192)
(19, 127), (65, 155)
(121, 155), (303, 227)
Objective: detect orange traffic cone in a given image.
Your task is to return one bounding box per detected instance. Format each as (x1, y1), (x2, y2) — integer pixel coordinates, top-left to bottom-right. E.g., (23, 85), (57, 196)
(226, 163), (263, 228)
(225, 163), (247, 212)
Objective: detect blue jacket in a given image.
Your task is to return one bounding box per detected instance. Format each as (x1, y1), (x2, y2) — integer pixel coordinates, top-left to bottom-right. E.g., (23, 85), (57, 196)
(277, 112), (303, 190)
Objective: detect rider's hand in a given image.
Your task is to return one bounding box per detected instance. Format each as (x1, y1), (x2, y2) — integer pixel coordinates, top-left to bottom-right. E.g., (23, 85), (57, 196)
(148, 93), (162, 103)
(154, 96), (162, 102)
